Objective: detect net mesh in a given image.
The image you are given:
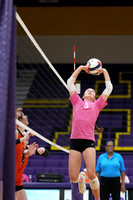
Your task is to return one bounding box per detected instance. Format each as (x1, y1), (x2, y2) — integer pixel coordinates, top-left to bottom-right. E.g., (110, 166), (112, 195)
(17, 21), (72, 152)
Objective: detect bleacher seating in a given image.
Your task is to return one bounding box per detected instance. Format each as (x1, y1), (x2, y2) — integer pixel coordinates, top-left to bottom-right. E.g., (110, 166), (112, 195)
(24, 153), (70, 183)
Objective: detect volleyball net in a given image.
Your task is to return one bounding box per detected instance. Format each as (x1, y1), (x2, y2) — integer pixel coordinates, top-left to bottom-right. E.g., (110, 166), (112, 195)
(16, 13), (72, 153)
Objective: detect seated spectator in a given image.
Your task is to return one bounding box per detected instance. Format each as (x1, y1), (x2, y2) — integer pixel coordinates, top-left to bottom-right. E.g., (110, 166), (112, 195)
(120, 175), (130, 184)
(22, 174), (29, 183)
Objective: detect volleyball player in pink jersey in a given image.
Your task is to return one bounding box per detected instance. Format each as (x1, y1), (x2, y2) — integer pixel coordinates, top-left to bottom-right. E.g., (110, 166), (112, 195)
(67, 64), (113, 200)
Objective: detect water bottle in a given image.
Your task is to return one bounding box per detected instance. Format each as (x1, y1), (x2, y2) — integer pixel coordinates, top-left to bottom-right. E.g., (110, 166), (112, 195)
(120, 191), (125, 200)
(109, 194), (112, 200)
(29, 174), (32, 182)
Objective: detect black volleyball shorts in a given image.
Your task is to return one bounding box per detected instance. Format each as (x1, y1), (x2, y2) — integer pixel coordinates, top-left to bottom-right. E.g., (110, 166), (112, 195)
(70, 139), (95, 153)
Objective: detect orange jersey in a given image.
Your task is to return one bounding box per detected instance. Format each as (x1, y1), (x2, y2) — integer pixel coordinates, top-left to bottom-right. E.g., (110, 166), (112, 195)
(16, 132), (29, 186)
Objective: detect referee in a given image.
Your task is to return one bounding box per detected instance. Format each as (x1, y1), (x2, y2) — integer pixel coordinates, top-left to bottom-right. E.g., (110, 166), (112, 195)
(96, 141), (126, 200)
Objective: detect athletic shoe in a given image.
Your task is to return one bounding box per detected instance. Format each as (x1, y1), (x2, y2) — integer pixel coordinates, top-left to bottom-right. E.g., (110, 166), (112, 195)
(78, 172), (86, 194)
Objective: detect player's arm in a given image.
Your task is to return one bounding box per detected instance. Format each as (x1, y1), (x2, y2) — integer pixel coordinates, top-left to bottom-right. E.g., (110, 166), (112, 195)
(67, 65), (88, 97)
(121, 171), (126, 192)
(35, 147), (50, 157)
(16, 131), (32, 145)
(16, 130), (19, 139)
(24, 142), (38, 157)
(97, 68), (113, 102)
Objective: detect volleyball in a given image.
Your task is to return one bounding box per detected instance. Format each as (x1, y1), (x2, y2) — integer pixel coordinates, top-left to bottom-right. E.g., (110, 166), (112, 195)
(86, 58), (102, 74)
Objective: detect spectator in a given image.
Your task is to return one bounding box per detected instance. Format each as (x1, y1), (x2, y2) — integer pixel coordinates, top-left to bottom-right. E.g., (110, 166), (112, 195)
(120, 174), (130, 184)
(22, 174), (29, 183)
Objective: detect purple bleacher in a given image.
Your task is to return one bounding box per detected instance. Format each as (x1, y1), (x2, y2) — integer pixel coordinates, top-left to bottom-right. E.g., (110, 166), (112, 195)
(32, 166), (68, 175)
(124, 159), (133, 165)
(44, 154), (69, 160)
(30, 153), (69, 160)
(125, 168), (130, 176)
(64, 175), (70, 183)
(129, 176), (133, 183)
(121, 133), (133, 139)
(122, 155), (133, 160)
(123, 160), (133, 169)
(24, 167), (36, 175)
(58, 134), (70, 140)
(24, 152), (69, 183)
(32, 175), (37, 182)
(98, 120), (124, 126)
(119, 139), (133, 146)
(45, 167), (68, 175)
(56, 139), (70, 146)
(28, 160), (45, 168)
(125, 168), (133, 177)
(24, 166), (69, 183)
(43, 160), (68, 168)
(27, 159), (69, 169)
(129, 169), (133, 176)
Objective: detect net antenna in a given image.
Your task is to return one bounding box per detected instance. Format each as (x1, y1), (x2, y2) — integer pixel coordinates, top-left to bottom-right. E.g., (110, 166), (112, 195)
(16, 12), (70, 154)
(74, 45), (76, 71)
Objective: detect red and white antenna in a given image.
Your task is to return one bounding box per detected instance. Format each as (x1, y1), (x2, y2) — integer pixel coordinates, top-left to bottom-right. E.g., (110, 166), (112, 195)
(74, 45), (76, 71)
(73, 45), (81, 94)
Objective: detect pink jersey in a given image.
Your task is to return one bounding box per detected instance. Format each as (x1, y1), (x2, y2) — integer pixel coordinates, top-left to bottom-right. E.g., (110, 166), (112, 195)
(69, 92), (107, 141)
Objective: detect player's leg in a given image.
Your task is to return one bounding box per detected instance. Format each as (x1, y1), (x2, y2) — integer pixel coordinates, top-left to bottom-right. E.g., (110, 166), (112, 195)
(69, 149), (82, 183)
(83, 147), (100, 199)
(15, 189), (28, 200)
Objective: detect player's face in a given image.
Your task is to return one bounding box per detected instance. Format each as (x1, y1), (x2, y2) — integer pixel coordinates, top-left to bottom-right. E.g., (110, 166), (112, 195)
(106, 142), (114, 154)
(19, 112), (29, 126)
(83, 88), (96, 101)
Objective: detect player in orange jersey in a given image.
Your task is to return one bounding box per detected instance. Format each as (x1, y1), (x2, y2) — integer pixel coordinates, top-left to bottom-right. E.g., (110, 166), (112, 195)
(15, 109), (49, 200)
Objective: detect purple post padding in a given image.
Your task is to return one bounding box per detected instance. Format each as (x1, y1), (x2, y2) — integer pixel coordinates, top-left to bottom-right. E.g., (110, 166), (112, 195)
(71, 182), (83, 200)
(0, 0), (16, 200)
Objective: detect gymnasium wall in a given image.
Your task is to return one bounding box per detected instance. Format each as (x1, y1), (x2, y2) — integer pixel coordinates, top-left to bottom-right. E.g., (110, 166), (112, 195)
(17, 7), (133, 64)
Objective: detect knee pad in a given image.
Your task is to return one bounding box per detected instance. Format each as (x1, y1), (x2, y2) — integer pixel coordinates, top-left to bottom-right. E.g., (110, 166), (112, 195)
(89, 177), (99, 190)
